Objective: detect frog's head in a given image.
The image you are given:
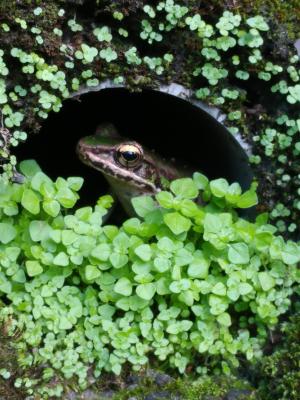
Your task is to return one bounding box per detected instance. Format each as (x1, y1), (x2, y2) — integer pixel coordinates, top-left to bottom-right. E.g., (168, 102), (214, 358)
(77, 125), (161, 195)
(77, 123), (183, 214)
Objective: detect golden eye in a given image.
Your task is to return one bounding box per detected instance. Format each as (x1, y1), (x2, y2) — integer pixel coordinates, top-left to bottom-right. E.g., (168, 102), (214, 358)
(115, 143), (143, 168)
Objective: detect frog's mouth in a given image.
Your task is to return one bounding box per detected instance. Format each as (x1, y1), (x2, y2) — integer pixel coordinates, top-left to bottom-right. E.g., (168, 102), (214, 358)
(77, 140), (158, 193)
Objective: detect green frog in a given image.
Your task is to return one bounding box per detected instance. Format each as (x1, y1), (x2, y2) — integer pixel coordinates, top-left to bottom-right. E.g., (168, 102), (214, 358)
(77, 123), (186, 215)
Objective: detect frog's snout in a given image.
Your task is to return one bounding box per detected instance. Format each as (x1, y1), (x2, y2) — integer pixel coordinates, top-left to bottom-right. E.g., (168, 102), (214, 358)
(76, 138), (89, 161)
(77, 138), (102, 166)
(76, 138), (83, 154)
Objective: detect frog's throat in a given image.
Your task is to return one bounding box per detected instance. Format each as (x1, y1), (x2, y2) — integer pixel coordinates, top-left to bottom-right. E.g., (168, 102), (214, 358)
(85, 151), (159, 193)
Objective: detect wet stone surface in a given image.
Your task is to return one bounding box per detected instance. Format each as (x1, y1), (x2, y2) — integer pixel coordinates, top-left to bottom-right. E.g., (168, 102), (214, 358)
(145, 370), (173, 387)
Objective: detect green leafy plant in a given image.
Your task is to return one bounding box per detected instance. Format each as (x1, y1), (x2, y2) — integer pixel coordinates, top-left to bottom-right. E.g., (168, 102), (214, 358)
(125, 47), (142, 65)
(75, 44), (98, 64)
(67, 18), (82, 32)
(0, 1), (299, 238)
(216, 11), (241, 36)
(93, 26), (113, 42)
(99, 47), (118, 62)
(0, 160), (299, 395)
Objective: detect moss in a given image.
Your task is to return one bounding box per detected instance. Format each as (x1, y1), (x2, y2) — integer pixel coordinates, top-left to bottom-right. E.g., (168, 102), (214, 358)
(237, 0), (300, 38)
(167, 376), (254, 400)
(111, 374), (256, 400)
(185, 0), (300, 39)
(255, 313), (300, 400)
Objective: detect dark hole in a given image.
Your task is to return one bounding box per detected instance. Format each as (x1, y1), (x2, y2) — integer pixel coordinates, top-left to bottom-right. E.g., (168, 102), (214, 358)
(14, 87), (253, 215)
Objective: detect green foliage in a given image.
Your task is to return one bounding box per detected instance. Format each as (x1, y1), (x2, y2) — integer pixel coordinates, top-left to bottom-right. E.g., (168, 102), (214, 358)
(0, 0), (299, 236)
(93, 26), (113, 42)
(0, 160), (299, 395)
(75, 44), (98, 64)
(99, 47), (118, 62)
(67, 18), (83, 32)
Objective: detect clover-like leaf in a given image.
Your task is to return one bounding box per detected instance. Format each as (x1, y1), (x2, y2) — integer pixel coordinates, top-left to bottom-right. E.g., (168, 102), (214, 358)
(114, 277), (132, 296)
(0, 272), (12, 294)
(43, 199), (60, 217)
(29, 220), (51, 242)
(281, 241), (300, 264)
(26, 260), (43, 277)
(212, 282), (227, 296)
(170, 178), (199, 199)
(236, 185), (258, 208)
(19, 160), (41, 178)
(0, 223), (16, 244)
(85, 265), (101, 281)
(109, 253), (128, 269)
(156, 191), (174, 208)
(246, 16), (269, 31)
(53, 252), (69, 266)
(258, 271), (275, 291)
(21, 189), (40, 214)
(217, 312), (231, 327)
(131, 196), (156, 217)
(228, 243), (250, 264)
(91, 243), (111, 261)
(164, 212), (191, 235)
(93, 26), (112, 42)
(136, 283), (156, 300)
(210, 178), (229, 198)
(134, 244), (152, 261)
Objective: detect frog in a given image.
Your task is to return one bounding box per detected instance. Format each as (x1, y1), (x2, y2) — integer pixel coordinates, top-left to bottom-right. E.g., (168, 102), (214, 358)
(77, 123), (187, 215)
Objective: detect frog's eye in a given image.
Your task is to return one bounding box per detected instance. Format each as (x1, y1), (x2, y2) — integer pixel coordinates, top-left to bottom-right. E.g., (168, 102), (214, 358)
(115, 143), (143, 168)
